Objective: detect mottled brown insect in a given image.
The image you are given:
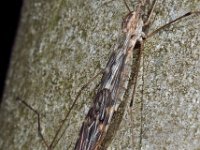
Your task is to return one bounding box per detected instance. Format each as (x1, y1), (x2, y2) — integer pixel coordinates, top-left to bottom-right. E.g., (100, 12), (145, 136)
(74, 0), (200, 149)
(17, 0), (200, 150)
(74, 3), (145, 150)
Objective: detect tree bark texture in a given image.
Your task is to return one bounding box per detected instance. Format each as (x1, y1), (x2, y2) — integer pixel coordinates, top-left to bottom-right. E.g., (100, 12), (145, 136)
(0, 0), (200, 150)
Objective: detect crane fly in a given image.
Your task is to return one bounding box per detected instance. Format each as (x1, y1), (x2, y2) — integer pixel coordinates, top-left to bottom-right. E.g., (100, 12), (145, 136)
(17, 0), (200, 149)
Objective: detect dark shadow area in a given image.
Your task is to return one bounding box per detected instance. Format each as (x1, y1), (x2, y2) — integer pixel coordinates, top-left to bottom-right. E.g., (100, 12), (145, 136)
(0, 0), (23, 103)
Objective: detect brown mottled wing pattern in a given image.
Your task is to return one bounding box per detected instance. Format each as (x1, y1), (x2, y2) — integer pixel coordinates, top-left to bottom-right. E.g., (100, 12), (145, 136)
(75, 48), (127, 150)
(75, 89), (112, 150)
(75, 10), (144, 150)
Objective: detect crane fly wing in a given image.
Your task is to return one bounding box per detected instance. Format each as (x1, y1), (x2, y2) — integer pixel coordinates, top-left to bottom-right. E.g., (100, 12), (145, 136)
(75, 89), (114, 150)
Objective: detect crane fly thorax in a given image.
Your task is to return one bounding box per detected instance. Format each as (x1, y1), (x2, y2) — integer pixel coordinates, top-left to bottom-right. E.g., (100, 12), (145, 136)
(122, 11), (144, 55)
(122, 11), (143, 34)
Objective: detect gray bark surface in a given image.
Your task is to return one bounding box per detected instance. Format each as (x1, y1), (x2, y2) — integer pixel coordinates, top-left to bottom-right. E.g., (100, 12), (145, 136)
(0, 0), (200, 150)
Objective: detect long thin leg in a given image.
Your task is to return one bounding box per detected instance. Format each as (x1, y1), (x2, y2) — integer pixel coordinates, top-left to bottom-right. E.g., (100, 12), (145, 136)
(16, 97), (49, 149)
(144, 0), (157, 26)
(49, 70), (103, 148)
(123, 0), (131, 12)
(130, 41), (145, 149)
(17, 70), (103, 149)
(129, 41), (144, 107)
(129, 40), (144, 149)
(146, 11), (200, 39)
(139, 43), (145, 149)
(52, 78), (102, 149)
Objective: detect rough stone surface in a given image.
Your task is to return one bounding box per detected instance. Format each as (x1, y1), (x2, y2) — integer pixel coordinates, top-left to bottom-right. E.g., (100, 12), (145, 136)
(0, 0), (200, 150)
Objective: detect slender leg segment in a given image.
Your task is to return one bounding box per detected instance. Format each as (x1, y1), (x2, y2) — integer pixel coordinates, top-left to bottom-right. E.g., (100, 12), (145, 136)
(146, 11), (200, 39)
(49, 70), (103, 148)
(16, 97), (49, 148)
(17, 70), (103, 149)
(144, 0), (157, 26)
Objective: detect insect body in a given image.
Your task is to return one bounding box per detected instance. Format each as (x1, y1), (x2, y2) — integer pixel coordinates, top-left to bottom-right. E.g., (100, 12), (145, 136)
(75, 4), (146, 150)
(16, 0), (200, 149)
(74, 1), (200, 149)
